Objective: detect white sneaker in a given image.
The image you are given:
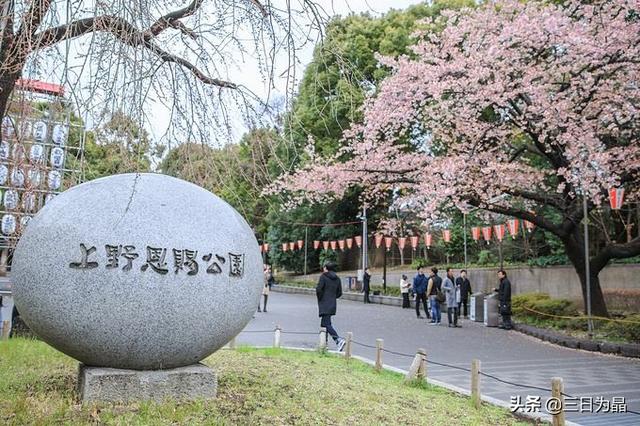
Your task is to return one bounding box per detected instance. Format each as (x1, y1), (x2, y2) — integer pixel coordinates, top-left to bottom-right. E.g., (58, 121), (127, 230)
(337, 338), (346, 352)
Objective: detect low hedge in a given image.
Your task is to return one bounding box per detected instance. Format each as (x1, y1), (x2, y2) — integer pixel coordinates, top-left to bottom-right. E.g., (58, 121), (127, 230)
(513, 292), (640, 344)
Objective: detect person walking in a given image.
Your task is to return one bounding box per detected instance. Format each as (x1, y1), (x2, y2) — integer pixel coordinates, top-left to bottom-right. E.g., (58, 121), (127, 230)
(496, 270), (513, 330)
(259, 265), (275, 312)
(316, 262), (346, 351)
(426, 267), (443, 325)
(456, 270), (472, 319)
(443, 268), (460, 327)
(400, 274), (411, 308)
(363, 267), (371, 304)
(412, 266), (429, 318)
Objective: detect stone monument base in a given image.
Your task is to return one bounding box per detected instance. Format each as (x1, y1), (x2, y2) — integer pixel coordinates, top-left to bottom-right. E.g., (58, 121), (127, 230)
(77, 363), (217, 403)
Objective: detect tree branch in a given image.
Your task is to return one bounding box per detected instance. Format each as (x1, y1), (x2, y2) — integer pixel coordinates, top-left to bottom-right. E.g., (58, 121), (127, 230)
(591, 236), (640, 273)
(144, 0), (204, 40)
(35, 14), (237, 89)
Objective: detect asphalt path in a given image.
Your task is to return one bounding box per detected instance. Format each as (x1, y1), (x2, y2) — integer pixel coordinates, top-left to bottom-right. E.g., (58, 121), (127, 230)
(238, 292), (640, 426)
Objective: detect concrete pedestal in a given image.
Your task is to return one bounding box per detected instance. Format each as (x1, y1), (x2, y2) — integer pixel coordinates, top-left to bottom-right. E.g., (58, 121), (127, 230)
(77, 363), (217, 403)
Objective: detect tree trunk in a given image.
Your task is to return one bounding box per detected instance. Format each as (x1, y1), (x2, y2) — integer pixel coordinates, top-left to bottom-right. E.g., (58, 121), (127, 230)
(0, 71), (20, 121)
(563, 233), (609, 317)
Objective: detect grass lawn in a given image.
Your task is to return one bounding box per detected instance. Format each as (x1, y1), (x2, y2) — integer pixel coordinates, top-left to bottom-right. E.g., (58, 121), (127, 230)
(0, 338), (532, 425)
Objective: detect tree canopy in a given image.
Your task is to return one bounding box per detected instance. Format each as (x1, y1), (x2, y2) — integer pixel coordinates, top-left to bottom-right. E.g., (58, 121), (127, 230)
(270, 0), (640, 315)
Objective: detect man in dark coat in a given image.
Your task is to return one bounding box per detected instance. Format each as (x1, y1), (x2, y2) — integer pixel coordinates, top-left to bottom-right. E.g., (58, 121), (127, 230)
(412, 266), (429, 319)
(362, 267), (371, 303)
(316, 262), (346, 351)
(456, 270), (472, 319)
(497, 270), (513, 330)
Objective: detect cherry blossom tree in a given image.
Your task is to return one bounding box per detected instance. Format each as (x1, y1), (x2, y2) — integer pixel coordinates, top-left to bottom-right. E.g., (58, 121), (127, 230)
(270, 0), (640, 316)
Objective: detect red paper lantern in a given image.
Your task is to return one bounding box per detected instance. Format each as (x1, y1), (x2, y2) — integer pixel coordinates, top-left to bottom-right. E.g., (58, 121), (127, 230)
(507, 219), (519, 239)
(384, 236), (393, 251)
(424, 233), (433, 248)
(410, 236), (419, 250)
(289, 242), (296, 251)
(494, 224), (505, 242)
(472, 227), (481, 241)
(354, 235), (362, 248)
(524, 220), (535, 232)
(282, 243), (288, 252)
(398, 237), (407, 250)
(482, 226), (492, 244)
(609, 187), (625, 210)
(374, 234), (384, 248)
(443, 229), (451, 243)
(338, 240), (345, 250)
(313, 240), (320, 249)
(298, 240), (304, 249)
(330, 240), (337, 250)
(346, 238), (353, 249)
(322, 241), (329, 250)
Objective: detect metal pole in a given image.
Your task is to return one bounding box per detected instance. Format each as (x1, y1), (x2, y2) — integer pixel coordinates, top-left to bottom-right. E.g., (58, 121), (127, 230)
(463, 213), (468, 268)
(383, 247), (387, 293)
(498, 241), (503, 270)
(583, 195), (593, 337)
(304, 226), (308, 278)
(362, 207), (368, 270)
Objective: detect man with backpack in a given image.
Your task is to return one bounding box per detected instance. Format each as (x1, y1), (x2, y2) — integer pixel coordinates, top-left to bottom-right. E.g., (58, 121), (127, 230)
(426, 267), (443, 325)
(316, 261), (346, 351)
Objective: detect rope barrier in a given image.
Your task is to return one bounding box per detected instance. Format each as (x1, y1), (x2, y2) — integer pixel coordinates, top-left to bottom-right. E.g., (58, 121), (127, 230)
(381, 348), (415, 358)
(236, 328), (640, 417)
(521, 306), (640, 325)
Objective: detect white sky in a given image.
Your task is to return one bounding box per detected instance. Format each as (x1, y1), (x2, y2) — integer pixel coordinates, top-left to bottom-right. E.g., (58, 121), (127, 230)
(147, 0), (426, 145)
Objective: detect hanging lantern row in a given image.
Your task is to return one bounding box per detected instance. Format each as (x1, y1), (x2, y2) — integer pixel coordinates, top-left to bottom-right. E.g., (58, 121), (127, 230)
(272, 213), (548, 253)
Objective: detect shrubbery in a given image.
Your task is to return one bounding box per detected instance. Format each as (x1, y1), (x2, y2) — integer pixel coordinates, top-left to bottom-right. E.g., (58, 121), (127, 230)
(513, 292), (640, 344)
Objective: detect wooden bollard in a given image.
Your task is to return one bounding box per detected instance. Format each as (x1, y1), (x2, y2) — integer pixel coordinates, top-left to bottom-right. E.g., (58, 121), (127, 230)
(471, 359), (481, 409)
(405, 348), (427, 382)
(345, 332), (353, 361)
(1, 320), (9, 340)
(319, 327), (327, 350)
(375, 339), (383, 372)
(551, 377), (565, 426)
(274, 325), (281, 348)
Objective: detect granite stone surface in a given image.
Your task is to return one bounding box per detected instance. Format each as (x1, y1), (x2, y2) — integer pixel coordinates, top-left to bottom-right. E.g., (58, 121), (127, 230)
(12, 173), (262, 369)
(77, 363), (217, 403)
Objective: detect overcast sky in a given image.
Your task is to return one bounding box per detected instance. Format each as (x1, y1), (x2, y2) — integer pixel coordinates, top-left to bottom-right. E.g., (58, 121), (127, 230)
(147, 0), (426, 144)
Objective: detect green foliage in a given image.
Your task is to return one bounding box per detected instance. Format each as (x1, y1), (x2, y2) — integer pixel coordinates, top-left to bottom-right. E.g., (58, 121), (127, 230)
(603, 314), (640, 342)
(411, 257), (430, 269)
(477, 250), (495, 266)
(83, 111), (155, 180)
(527, 254), (570, 267)
(511, 293), (578, 318)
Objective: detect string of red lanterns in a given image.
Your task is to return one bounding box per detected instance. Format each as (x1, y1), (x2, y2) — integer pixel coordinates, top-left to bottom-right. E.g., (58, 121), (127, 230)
(271, 210), (570, 253)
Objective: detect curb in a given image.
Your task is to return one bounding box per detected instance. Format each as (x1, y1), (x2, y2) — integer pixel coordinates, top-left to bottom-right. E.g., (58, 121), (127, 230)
(513, 323), (640, 358)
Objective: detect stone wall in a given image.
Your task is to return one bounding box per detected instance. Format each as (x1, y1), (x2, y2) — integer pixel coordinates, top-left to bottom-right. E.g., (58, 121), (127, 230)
(289, 264), (640, 302)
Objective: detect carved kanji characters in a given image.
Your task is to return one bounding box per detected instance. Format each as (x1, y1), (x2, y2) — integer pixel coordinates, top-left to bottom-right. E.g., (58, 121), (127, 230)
(202, 253), (226, 274)
(140, 246), (168, 275)
(228, 252), (245, 277)
(69, 243), (99, 269)
(121, 245), (139, 271)
(173, 249), (199, 275)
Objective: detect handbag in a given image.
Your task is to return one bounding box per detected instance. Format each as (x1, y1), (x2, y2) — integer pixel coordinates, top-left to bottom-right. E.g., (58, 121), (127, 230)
(499, 303), (512, 315)
(436, 289), (445, 303)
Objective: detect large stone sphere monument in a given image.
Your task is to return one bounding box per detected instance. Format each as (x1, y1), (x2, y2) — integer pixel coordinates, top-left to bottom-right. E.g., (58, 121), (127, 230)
(12, 173), (262, 402)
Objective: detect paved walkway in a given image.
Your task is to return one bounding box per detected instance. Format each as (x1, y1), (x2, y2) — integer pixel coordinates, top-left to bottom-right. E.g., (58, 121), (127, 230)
(239, 292), (640, 426)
